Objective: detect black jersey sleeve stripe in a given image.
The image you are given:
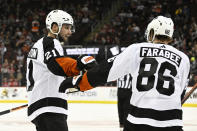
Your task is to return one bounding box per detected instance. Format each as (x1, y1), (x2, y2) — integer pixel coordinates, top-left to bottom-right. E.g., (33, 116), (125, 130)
(43, 36), (60, 63)
(128, 104), (182, 121)
(28, 97), (67, 116)
(46, 57), (67, 76)
(43, 36), (66, 76)
(86, 59), (113, 87)
(42, 36), (80, 76)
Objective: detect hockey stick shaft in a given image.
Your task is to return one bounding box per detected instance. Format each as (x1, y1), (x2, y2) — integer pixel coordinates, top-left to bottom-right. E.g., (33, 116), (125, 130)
(182, 83), (197, 105)
(0, 104), (28, 116)
(1, 83), (195, 115)
(0, 110), (10, 115)
(0, 88), (80, 116)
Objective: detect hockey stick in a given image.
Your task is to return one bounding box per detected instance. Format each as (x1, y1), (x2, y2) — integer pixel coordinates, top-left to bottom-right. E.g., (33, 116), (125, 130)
(0, 84), (195, 115)
(0, 104), (28, 116)
(181, 83), (197, 105)
(0, 89), (79, 116)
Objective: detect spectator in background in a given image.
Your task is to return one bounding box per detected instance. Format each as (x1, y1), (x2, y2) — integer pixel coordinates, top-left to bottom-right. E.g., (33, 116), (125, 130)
(8, 75), (19, 87)
(189, 73), (197, 86)
(0, 40), (7, 56)
(0, 40), (6, 85)
(2, 78), (8, 87)
(1, 59), (9, 80)
(190, 35), (197, 77)
(0, 0), (196, 87)
(31, 16), (40, 33)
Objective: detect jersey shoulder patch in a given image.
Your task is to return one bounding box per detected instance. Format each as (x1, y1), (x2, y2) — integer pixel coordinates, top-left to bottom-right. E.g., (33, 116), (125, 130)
(28, 48), (38, 59)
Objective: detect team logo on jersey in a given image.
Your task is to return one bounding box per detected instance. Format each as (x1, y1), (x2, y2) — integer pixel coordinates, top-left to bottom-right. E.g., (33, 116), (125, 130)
(28, 48), (38, 59)
(160, 45), (166, 48)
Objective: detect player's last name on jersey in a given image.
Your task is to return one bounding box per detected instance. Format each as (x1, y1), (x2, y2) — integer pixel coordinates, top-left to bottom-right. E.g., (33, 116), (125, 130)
(140, 47), (182, 67)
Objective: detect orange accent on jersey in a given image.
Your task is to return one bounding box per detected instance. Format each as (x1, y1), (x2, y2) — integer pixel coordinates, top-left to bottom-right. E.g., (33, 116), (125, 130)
(84, 56), (94, 63)
(79, 72), (93, 91)
(55, 57), (80, 76)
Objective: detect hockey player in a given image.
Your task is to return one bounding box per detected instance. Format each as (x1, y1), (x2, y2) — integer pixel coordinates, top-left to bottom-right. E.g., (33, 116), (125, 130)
(26, 10), (96, 131)
(59, 16), (190, 131)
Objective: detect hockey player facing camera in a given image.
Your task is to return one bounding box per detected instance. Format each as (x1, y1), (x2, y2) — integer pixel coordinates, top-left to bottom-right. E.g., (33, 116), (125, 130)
(60, 16), (190, 131)
(26, 10), (97, 131)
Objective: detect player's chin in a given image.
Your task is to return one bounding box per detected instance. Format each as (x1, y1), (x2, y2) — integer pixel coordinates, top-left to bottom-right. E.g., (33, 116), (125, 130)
(61, 35), (69, 42)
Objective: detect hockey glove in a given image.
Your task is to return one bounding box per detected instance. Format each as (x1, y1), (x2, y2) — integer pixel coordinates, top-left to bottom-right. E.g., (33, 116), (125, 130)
(59, 75), (82, 93)
(77, 55), (97, 70)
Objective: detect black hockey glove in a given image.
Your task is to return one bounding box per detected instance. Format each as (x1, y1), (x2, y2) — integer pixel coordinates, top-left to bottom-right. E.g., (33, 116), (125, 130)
(77, 55), (97, 70)
(59, 75), (82, 93)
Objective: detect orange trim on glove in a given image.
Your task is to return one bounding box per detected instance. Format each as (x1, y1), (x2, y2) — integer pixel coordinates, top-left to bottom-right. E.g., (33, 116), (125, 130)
(84, 56), (94, 63)
(79, 72), (94, 91)
(55, 57), (80, 76)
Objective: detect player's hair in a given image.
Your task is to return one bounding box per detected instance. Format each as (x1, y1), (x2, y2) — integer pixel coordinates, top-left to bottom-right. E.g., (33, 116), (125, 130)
(155, 35), (172, 42)
(148, 27), (172, 43)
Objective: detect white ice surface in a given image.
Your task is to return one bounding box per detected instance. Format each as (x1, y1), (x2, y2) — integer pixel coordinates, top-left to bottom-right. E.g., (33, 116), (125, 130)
(0, 103), (196, 131)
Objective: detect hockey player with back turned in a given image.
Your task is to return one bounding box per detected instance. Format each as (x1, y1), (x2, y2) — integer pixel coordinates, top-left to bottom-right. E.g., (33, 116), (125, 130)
(26, 10), (97, 131)
(60, 16), (190, 131)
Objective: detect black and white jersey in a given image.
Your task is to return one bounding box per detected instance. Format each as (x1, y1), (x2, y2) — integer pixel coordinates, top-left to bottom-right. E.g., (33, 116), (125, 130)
(79, 42), (190, 128)
(107, 43), (190, 127)
(117, 74), (132, 89)
(26, 37), (80, 121)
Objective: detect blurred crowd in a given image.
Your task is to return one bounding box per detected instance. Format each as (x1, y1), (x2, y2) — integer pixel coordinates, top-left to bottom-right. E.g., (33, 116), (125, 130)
(0, 0), (113, 86)
(0, 0), (196, 87)
(90, 0), (197, 85)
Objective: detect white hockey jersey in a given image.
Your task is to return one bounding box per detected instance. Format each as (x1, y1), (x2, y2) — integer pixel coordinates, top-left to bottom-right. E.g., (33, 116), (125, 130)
(26, 37), (78, 121)
(69, 42), (190, 128)
(107, 43), (190, 127)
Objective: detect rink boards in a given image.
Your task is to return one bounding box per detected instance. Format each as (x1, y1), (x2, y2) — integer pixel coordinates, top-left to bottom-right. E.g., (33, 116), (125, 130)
(0, 87), (196, 107)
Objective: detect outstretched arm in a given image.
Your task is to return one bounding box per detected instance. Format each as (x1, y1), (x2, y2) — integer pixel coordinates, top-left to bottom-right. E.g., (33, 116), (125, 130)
(79, 59), (113, 91)
(59, 58), (114, 93)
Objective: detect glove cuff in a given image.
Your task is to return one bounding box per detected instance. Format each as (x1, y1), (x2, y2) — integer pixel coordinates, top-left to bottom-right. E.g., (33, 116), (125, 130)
(77, 55), (96, 70)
